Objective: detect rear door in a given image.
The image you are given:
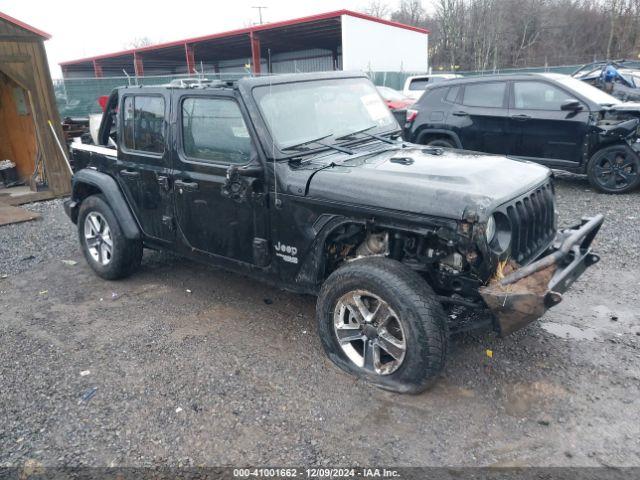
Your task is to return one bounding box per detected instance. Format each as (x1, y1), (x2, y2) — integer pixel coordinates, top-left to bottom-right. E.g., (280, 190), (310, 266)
(117, 90), (175, 243)
(172, 91), (268, 265)
(449, 81), (511, 154)
(507, 80), (590, 166)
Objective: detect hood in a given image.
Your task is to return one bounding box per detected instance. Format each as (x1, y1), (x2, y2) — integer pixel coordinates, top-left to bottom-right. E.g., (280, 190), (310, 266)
(607, 102), (640, 113)
(304, 147), (551, 220)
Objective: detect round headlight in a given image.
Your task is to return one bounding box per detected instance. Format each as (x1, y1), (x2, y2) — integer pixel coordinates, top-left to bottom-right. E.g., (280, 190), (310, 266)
(487, 212), (512, 254)
(486, 215), (496, 243)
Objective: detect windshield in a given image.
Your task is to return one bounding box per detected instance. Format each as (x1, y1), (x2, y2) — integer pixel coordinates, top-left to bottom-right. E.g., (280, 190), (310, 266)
(551, 75), (622, 105)
(253, 77), (398, 150)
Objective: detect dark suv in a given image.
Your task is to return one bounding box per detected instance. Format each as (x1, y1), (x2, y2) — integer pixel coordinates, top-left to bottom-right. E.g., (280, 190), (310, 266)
(404, 73), (640, 193)
(64, 72), (602, 393)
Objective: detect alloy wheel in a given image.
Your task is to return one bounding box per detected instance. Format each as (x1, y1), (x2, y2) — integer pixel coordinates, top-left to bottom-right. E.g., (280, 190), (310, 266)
(84, 212), (113, 266)
(333, 290), (406, 375)
(593, 149), (639, 191)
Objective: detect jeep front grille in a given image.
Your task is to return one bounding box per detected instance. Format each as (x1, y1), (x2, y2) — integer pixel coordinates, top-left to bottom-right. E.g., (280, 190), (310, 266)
(500, 182), (556, 264)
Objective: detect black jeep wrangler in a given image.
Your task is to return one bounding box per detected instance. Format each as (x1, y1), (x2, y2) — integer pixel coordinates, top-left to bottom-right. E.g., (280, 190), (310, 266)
(65, 72), (603, 393)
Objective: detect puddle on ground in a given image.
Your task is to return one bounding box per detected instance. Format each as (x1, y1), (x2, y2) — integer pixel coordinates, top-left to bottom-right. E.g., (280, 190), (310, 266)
(540, 322), (600, 341)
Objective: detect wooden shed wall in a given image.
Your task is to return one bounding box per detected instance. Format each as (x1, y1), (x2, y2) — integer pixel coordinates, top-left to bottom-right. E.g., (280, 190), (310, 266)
(0, 18), (70, 196)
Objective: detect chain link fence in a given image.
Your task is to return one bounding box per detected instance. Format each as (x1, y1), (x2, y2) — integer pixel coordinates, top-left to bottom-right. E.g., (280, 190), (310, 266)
(55, 62), (622, 118)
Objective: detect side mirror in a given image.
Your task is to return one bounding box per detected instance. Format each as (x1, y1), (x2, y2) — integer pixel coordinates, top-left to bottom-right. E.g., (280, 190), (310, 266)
(561, 99), (582, 111)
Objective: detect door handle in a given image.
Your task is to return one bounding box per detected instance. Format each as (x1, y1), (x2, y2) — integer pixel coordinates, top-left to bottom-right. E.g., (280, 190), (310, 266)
(120, 168), (140, 178)
(510, 114), (531, 121)
(452, 111), (469, 116)
(175, 179), (199, 192)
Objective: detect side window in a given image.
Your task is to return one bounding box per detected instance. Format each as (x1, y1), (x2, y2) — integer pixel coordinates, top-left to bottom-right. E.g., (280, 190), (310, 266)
(513, 82), (575, 110)
(462, 82), (506, 108)
(122, 95), (165, 153)
(181, 97), (252, 165)
(445, 86), (460, 103)
(409, 78), (429, 91)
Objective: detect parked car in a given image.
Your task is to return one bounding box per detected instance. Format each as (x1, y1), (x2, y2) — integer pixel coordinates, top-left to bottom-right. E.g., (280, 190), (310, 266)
(404, 73), (640, 193)
(377, 86), (415, 110)
(402, 74), (462, 100)
(64, 72), (602, 393)
(376, 86), (415, 124)
(572, 60), (640, 102)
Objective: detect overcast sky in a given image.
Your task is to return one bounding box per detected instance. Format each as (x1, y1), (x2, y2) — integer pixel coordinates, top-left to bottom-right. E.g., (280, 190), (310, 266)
(0, 0), (371, 78)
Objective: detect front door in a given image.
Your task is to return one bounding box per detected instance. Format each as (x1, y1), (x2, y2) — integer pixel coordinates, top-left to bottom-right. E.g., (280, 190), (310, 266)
(449, 81), (511, 154)
(116, 91), (175, 243)
(507, 80), (590, 166)
(172, 92), (268, 265)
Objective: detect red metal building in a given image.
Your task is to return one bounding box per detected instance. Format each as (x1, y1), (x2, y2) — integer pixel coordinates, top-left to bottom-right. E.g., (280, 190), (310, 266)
(60, 10), (429, 78)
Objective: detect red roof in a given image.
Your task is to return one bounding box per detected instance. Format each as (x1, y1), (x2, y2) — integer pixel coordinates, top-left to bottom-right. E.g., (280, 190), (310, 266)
(60, 9), (428, 66)
(0, 11), (51, 40)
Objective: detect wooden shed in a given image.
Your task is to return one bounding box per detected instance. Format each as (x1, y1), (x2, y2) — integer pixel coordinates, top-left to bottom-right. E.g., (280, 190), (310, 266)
(0, 11), (70, 203)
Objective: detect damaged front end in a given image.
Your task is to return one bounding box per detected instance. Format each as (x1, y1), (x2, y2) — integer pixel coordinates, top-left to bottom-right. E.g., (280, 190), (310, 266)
(479, 215), (604, 336)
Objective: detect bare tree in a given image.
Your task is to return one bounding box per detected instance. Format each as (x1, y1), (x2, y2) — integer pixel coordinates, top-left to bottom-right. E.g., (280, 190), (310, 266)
(124, 37), (154, 49)
(364, 0), (392, 18)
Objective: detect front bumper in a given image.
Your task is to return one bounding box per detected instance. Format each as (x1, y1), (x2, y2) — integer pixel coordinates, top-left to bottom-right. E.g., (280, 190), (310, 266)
(479, 215), (604, 336)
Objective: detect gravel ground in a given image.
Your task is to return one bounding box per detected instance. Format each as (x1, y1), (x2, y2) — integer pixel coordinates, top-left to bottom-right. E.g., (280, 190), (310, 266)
(0, 199), (76, 276)
(0, 177), (639, 468)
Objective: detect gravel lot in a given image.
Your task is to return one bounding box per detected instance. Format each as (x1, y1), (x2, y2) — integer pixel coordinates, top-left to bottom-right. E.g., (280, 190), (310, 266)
(0, 175), (639, 468)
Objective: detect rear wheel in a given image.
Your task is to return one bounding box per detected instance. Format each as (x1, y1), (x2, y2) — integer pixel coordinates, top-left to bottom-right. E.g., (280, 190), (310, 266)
(587, 144), (640, 193)
(316, 257), (448, 393)
(78, 194), (142, 280)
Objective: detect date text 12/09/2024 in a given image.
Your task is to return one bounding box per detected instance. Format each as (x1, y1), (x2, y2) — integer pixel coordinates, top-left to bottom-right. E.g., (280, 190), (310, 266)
(233, 468), (400, 478)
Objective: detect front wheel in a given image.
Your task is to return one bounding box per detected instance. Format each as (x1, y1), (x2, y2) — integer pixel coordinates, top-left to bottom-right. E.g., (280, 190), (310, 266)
(587, 144), (640, 193)
(316, 258), (448, 393)
(425, 138), (455, 148)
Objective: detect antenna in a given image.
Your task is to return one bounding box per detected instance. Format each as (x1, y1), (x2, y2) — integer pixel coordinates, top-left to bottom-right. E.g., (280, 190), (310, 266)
(252, 6), (267, 24)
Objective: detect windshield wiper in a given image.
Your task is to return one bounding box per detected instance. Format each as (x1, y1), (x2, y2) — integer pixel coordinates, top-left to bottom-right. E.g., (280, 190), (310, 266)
(335, 125), (377, 140)
(336, 126), (402, 146)
(281, 133), (334, 152)
(281, 133), (354, 155)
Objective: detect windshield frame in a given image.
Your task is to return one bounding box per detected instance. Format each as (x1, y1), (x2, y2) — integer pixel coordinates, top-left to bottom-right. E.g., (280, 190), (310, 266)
(250, 76), (400, 158)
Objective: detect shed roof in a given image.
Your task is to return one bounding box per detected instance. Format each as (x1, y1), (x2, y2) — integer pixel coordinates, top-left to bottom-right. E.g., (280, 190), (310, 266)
(0, 11), (51, 40)
(60, 10), (428, 66)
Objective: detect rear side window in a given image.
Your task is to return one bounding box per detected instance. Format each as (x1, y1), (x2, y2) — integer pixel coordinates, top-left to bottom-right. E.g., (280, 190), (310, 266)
(462, 82), (506, 108)
(445, 86), (460, 103)
(181, 97), (252, 165)
(122, 95), (165, 153)
(409, 79), (430, 91)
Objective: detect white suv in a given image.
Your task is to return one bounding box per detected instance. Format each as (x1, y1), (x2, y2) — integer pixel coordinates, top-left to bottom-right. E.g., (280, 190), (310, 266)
(402, 74), (462, 100)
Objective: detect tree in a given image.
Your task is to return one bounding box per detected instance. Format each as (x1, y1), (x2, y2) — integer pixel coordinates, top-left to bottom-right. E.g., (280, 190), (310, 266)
(364, 0), (392, 18)
(124, 37), (154, 49)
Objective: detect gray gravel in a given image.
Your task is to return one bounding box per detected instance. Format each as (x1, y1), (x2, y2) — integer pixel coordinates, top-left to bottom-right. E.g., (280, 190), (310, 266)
(553, 172), (640, 269)
(0, 180), (639, 468)
(0, 199), (76, 276)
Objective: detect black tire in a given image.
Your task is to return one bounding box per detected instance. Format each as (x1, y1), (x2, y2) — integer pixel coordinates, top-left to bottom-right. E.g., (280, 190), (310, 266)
(423, 137), (455, 148)
(587, 144), (640, 194)
(316, 257), (448, 394)
(77, 194), (142, 280)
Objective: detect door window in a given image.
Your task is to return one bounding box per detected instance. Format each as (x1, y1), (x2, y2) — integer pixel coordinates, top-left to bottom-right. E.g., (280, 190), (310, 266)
(181, 98), (252, 165)
(513, 82), (574, 110)
(122, 96), (165, 153)
(462, 82), (506, 108)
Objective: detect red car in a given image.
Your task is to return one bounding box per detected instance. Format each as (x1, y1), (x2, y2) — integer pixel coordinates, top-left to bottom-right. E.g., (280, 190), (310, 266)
(376, 86), (415, 110)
